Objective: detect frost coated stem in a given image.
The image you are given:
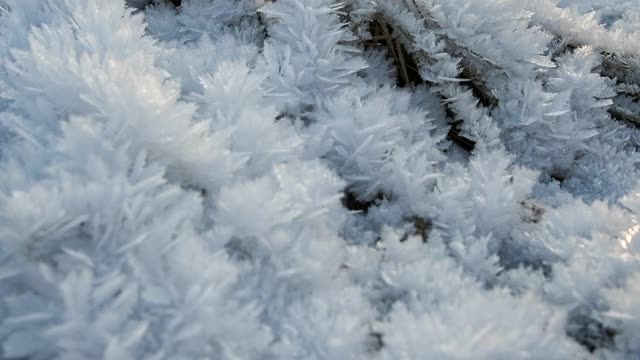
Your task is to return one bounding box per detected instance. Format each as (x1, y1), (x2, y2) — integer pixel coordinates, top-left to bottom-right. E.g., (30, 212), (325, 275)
(375, 0), (502, 151)
(524, 0), (640, 127)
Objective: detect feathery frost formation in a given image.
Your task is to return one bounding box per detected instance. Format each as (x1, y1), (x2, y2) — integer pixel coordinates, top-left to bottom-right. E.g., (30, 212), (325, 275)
(0, 0), (640, 358)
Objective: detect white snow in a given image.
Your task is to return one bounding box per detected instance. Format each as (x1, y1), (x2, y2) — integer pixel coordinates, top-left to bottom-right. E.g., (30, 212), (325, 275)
(1, 0), (640, 358)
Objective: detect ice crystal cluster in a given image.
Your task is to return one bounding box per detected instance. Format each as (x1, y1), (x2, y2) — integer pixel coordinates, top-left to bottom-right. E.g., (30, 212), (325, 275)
(1, 0), (640, 358)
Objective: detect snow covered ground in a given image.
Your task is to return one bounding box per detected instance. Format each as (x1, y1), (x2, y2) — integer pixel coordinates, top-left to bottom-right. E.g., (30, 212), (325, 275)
(1, 0), (640, 358)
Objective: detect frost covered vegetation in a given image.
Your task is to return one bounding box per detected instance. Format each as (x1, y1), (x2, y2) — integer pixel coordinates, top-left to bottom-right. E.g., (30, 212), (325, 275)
(1, 0), (640, 358)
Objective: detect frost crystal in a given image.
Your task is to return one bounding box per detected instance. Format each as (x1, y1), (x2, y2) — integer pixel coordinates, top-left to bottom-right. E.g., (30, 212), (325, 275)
(1, 0), (640, 358)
